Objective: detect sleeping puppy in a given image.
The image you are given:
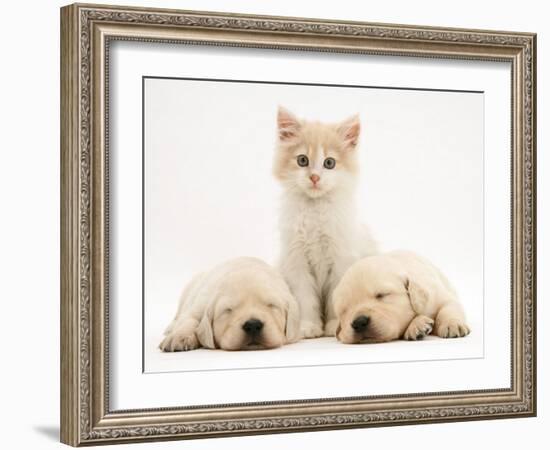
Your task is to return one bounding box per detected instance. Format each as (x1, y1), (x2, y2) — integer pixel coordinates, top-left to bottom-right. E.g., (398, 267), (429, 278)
(159, 257), (301, 352)
(333, 251), (470, 344)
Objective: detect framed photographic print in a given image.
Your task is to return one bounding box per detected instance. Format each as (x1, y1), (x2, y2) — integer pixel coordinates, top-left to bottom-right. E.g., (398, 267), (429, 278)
(60, 3), (537, 446)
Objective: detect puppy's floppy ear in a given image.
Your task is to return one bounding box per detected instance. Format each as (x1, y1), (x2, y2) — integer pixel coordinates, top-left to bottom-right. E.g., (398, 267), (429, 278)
(284, 291), (301, 343)
(335, 323), (342, 339)
(405, 277), (429, 315)
(195, 299), (216, 349)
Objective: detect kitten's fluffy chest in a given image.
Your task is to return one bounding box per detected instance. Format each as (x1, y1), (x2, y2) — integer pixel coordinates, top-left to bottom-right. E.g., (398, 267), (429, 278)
(280, 192), (357, 283)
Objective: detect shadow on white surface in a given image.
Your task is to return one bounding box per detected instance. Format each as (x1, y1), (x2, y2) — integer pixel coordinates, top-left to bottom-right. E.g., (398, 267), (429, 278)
(145, 331), (482, 374)
(33, 426), (58, 442)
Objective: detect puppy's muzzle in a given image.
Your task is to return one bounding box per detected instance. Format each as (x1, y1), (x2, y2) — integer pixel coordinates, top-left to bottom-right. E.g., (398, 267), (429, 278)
(242, 319), (264, 336)
(351, 315), (370, 333)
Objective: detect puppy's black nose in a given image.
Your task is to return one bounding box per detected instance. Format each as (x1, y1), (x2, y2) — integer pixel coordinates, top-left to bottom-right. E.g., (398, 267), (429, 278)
(242, 319), (264, 335)
(351, 315), (370, 332)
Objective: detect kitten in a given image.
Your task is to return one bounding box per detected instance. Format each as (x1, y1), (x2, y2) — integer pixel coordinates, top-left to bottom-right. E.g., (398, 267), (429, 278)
(273, 106), (378, 338)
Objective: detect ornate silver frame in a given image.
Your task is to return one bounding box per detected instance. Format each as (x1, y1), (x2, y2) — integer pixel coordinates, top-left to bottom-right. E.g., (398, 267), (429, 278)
(60, 3), (536, 446)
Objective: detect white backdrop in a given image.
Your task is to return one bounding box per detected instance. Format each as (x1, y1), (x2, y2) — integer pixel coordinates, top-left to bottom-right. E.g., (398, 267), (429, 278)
(144, 76), (485, 372)
(0, 1), (547, 449)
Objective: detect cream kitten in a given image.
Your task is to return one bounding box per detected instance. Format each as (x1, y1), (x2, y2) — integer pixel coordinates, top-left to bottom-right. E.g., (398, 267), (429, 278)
(274, 107), (378, 338)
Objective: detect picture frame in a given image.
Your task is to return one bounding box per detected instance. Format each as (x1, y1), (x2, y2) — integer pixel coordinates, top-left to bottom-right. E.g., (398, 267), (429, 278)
(60, 2), (537, 446)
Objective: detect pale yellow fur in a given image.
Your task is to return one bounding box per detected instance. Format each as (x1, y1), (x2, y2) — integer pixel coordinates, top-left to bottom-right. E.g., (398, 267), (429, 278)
(159, 257), (301, 352)
(333, 251), (470, 344)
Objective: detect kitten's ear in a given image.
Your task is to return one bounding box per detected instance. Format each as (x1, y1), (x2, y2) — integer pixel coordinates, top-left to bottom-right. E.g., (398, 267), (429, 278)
(337, 114), (361, 149)
(277, 106), (300, 142)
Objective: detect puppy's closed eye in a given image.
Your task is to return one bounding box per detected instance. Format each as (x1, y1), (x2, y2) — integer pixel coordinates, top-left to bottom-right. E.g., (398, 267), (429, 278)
(375, 293), (389, 300)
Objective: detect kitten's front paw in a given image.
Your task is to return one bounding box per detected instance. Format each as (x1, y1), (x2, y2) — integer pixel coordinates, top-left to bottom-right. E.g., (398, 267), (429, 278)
(159, 333), (199, 352)
(300, 321), (324, 339)
(435, 319), (470, 338)
(403, 315), (434, 341)
(324, 319), (339, 337)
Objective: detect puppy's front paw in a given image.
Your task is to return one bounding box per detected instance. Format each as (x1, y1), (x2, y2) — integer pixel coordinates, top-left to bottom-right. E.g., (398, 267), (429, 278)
(324, 319), (339, 337)
(435, 319), (470, 338)
(300, 321), (324, 339)
(403, 315), (434, 341)
(159, 333), (200, 352)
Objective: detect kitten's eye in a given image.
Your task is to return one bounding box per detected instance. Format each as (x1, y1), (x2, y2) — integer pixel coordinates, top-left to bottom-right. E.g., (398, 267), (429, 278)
(323, 157), (336, 169)
(375, 293), (388, 300)
(296, 154), (309, 167)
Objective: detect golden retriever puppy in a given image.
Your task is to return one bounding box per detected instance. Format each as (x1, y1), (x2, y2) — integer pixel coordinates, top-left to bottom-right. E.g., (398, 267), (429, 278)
(159, 257), (301, 352)
(333, 251), (470, 344)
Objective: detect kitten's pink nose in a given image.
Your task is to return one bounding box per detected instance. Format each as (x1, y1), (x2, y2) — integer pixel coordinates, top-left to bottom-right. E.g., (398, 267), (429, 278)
(310, 174), (320, 184)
